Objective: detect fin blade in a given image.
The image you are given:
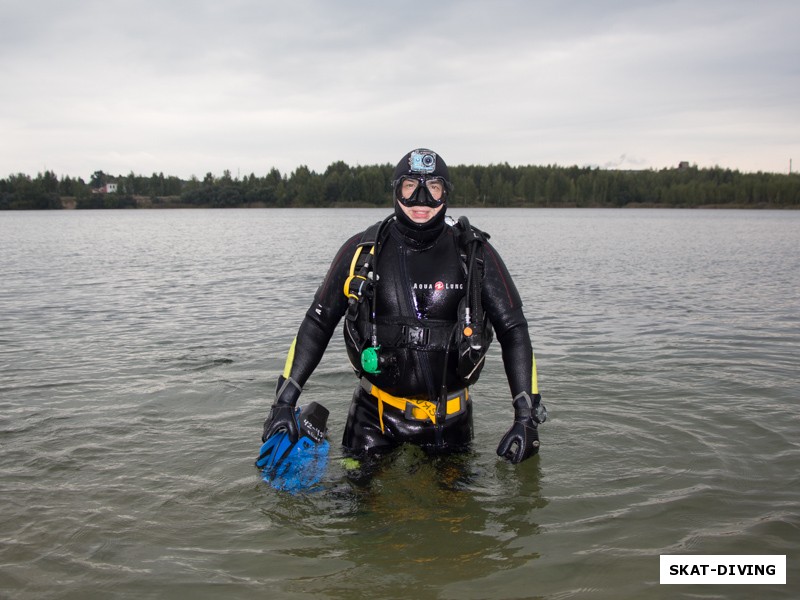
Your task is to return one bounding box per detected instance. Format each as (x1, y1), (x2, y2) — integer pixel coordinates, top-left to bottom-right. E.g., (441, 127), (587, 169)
(269, 438), (330, 493)
(255, 431), (293, 469)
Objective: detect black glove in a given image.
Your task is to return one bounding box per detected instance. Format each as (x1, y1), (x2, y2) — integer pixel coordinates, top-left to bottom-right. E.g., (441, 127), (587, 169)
(261, 376), (302, 443)
(496, 392), (545, 464)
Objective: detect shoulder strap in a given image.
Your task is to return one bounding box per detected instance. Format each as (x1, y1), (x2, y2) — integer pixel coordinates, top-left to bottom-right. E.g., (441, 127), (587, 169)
(454, 216), (491, 280)
(453, 215), (492, 347)
(344, 216), (393, 318)
(454, 215), (490, 245)
(358, 219), (384, 246)
(447, 216), (495, 393)
(344, 220), (382, 303)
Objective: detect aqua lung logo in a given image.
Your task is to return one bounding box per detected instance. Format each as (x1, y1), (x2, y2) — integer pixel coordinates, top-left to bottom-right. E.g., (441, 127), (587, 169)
(412, 280), (463, 291)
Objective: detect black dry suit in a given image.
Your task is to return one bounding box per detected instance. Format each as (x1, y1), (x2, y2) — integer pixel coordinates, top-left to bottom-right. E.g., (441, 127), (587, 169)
(281, 209), (535, 456)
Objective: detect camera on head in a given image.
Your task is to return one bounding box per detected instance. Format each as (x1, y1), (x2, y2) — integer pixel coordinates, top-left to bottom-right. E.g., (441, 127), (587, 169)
(409, 149), (437, 174)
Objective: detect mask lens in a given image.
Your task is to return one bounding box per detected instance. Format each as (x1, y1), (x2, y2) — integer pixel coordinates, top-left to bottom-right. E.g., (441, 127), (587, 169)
(424, 178), (445, 201)
(400, 177), (420, 200)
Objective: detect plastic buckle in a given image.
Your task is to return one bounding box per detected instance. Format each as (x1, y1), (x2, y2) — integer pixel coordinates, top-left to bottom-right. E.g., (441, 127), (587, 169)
(435, 400), (447, 423)
(403, 325), (430, 347)
(404, 400), (436, 423)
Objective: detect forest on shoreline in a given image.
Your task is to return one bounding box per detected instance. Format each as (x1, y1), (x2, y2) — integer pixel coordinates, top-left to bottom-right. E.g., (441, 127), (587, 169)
(2, 162), (799, 210)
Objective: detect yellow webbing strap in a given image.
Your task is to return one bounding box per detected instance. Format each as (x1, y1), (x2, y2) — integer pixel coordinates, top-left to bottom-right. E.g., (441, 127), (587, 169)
(343, 246), (364, 300)
(531, 350), (539, 395)
(361, 381), (468, 433)
(282, 337), (297, 380)
(343, 244), (375, 301)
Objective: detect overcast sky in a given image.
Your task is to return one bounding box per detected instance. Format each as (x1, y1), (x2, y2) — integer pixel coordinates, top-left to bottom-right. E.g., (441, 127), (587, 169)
(2, 0), (798, 180)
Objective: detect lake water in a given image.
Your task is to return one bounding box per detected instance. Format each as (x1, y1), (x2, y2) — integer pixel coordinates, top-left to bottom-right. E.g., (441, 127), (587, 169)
(1, 208), (798, 599)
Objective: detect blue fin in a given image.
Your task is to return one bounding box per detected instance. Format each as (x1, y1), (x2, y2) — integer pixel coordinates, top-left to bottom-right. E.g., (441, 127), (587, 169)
(256, 402), (330, 493)
(269, 437), (330, 493)
(255, 431), (294, 470)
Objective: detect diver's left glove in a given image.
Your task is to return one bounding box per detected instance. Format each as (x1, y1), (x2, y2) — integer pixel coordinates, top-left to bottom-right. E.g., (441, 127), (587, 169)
(261, 375), (303, 443)
(496, 392), (546, 464)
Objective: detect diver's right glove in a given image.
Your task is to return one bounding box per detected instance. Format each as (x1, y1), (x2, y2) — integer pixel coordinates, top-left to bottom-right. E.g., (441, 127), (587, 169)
(496, 392), (546, 464)
(261, 375), (302, 443)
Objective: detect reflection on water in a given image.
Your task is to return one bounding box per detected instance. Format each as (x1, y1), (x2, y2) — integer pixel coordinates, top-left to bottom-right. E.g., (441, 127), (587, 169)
(1, 208), (798, 600)
(256, 445), (546, 600)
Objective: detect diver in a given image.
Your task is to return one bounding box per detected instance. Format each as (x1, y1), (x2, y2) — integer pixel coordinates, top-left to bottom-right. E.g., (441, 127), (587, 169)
(261, 148), (545, 466)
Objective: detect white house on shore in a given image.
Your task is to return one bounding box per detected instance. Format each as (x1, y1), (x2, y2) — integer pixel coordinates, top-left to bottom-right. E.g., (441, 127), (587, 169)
(92, 183), (118, 194)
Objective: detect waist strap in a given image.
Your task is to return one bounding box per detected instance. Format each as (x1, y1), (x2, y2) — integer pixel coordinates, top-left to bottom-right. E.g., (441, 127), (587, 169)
(360, 379), (468, 433)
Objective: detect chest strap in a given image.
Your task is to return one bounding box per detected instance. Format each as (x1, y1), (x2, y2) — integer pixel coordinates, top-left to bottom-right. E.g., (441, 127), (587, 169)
(374, 318), (457, 350)
(360, 379), (468, 433)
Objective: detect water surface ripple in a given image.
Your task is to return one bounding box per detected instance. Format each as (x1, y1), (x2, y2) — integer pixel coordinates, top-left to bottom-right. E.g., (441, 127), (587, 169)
(1, 208), (798, 599)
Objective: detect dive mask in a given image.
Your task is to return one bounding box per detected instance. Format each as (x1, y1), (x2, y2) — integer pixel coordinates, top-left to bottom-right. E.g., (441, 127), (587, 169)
(396, 176), (447, 208)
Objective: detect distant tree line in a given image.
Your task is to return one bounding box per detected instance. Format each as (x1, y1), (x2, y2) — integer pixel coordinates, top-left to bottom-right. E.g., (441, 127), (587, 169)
(2, 162), (799, 210)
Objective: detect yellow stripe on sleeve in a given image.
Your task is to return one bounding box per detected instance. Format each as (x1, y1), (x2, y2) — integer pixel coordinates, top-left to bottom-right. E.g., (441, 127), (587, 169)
(282, 337), (297, 380)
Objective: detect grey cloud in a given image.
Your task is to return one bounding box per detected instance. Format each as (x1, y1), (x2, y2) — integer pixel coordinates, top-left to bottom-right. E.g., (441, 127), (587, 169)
(1, 0), (798, 178)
